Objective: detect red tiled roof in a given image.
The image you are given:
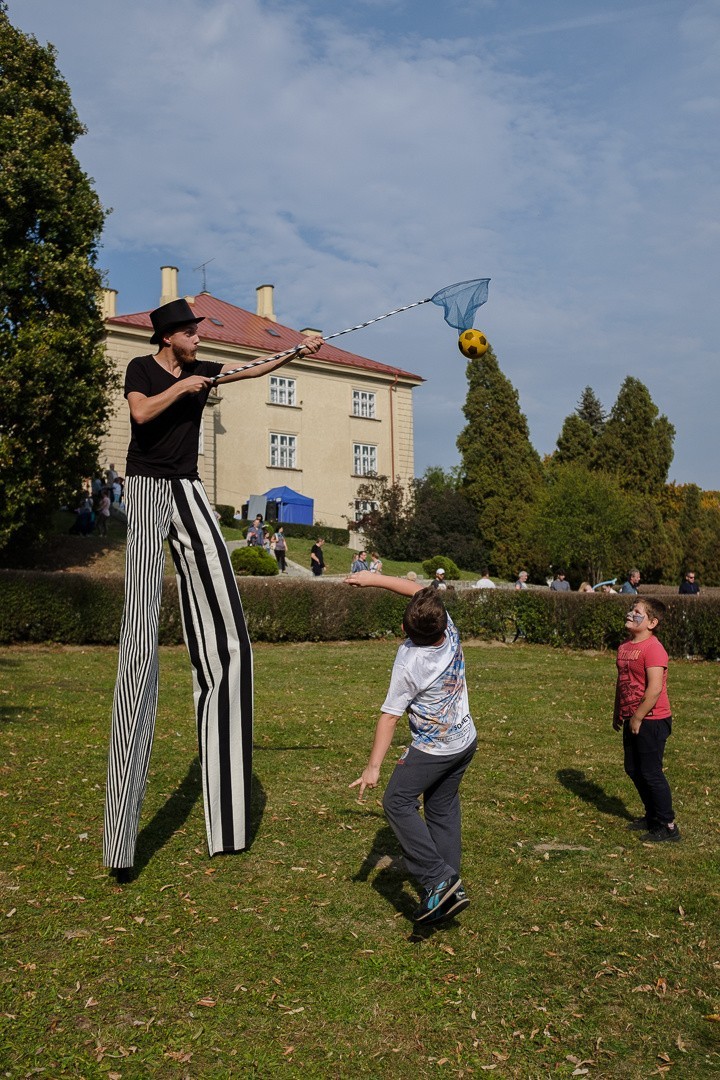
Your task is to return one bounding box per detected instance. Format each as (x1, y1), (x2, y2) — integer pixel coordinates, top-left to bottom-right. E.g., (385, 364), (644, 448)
(106, 292), (424, 383)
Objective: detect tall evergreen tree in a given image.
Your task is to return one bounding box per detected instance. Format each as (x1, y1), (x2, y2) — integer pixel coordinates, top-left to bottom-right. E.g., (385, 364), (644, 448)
(576, 386), (606, 436)
(0, 6), (114, 553)
(457, 344), (543, 577)
(554, 413), (594, 467)
(595, 376), (674, 494)
(553, 385), (605, 466)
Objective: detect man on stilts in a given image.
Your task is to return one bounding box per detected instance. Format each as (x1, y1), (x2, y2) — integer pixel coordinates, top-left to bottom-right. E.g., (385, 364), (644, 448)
(104, 298), (321, 878)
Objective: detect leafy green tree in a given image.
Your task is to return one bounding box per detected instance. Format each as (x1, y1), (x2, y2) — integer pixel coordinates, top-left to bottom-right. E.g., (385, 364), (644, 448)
(527, 463), (634, 584)
(595, 377), (674, 494)
(352, 468), (486, 569)
(0, 7), (114, 554)
(677, 484), (705, 576)
(457, 344), (543, 577)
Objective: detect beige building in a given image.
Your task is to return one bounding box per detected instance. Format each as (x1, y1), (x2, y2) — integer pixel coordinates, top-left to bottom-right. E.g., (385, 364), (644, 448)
(100, 267), (423, 529)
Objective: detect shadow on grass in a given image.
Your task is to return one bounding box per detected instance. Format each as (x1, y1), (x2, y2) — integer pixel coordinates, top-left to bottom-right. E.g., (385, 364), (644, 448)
(352, 824), (460, 940)
(129, 758), (266, 878)
(557, 768), (633, 821)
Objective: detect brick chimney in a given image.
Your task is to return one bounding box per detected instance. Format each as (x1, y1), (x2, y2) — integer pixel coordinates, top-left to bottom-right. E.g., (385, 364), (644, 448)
(160, 265), (179, 306)
(256, 284), (276, 322)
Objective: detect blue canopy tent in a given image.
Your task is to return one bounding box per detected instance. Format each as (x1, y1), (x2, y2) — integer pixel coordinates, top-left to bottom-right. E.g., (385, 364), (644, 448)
(262, 485), (314, 525)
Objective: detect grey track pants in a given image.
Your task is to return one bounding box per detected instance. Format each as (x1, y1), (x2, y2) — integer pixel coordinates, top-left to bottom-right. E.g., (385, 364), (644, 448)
(382, 739), (477, 890)
(104, 476), (253, 868)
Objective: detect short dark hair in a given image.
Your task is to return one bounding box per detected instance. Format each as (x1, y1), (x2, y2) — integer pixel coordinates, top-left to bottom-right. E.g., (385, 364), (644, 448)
(402, 587), (448, 646)
(638, 596), (666, 628)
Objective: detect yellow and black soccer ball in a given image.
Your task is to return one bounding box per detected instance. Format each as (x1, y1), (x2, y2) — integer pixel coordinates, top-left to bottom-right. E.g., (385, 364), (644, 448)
(458, 329), (489, 359)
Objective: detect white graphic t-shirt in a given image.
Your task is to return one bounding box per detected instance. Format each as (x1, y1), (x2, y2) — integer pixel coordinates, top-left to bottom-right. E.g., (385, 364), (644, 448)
(382, 615), (476, 756)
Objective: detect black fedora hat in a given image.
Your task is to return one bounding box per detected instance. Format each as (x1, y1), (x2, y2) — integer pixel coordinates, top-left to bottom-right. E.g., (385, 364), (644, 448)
(149, 298), (205, 345)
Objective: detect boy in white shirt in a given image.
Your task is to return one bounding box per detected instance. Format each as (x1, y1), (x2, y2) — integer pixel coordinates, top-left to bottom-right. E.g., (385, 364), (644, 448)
(346, 572), (477, 924)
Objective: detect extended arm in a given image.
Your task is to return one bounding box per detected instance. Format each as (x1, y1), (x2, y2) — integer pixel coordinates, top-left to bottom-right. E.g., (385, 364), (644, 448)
(349, 712), (400, 802)
(628, 667), (665, 734)
(216, 336), (323, 383)
(344, 570), (423, 597)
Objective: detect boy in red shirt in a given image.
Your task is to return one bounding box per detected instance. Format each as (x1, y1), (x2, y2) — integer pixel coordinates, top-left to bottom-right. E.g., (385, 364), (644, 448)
(613, 597), (681, 842)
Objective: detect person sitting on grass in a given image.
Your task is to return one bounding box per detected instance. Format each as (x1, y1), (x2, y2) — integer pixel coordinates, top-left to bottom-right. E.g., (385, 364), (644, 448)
(345, 572), (476, 925)
(613, 597), (681, 843)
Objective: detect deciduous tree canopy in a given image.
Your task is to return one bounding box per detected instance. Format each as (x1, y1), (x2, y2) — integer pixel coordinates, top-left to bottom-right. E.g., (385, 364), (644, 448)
(0, 5), (115, 554)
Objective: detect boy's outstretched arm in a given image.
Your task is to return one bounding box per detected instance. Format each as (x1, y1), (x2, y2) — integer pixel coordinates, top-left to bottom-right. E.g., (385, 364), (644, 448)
(344, 570), (422, 596)
(350, 712), (400, 802)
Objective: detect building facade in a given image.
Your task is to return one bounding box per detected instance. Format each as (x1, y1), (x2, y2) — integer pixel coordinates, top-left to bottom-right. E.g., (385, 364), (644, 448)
(100, 267), (423, 529)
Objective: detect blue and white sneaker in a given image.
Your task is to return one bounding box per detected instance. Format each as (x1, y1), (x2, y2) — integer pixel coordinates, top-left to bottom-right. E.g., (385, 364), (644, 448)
(413, 875), (466, 923)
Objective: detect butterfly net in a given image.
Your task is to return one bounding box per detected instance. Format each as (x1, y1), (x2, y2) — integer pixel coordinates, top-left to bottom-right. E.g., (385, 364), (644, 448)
(430, 278), (490, 332)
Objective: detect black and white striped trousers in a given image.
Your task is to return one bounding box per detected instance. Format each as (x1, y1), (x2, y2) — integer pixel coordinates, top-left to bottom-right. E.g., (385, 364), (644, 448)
(104, 476), (253, 868)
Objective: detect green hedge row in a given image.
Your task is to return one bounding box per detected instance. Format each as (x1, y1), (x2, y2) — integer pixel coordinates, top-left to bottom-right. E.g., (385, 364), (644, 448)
(1, 571), (719, 658)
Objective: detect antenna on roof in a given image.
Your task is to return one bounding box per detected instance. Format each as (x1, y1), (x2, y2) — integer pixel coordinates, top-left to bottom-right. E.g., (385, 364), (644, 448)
(193, 258), (215, 293)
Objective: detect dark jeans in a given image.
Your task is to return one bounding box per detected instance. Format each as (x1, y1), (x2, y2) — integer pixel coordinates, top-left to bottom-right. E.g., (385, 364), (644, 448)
(382, 739), (476, 890)
(275, 549), (287, 572)
(623, 717), (674, 826)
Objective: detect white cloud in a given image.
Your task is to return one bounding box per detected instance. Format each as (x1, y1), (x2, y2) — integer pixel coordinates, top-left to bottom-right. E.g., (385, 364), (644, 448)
(10, 0), (720, 487)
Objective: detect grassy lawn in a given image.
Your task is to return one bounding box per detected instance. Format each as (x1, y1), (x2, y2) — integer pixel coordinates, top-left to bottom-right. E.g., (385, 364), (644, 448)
(1, 642), (719, 1078)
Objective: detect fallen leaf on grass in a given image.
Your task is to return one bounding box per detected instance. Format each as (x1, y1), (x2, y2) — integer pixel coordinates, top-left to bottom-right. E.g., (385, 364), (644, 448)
(85, 997), (98, 1008)
(704, 1014), (720, 1022)
(196, 998), (216, 1007)
(439, 944), (455, 956)
(164, 1050), (192, 1062)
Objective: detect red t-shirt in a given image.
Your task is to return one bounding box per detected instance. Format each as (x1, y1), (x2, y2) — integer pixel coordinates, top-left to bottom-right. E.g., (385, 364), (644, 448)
(616, 635), (671, 720)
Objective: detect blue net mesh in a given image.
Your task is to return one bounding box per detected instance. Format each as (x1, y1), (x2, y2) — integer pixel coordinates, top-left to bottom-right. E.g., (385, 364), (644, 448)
(430, 278), (490, 332)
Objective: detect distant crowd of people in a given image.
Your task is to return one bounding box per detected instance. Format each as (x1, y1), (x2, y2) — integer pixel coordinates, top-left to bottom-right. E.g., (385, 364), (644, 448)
(471, 565), (700, 595)
(69, 464), (125, 537)
(242, 518), (702, 596)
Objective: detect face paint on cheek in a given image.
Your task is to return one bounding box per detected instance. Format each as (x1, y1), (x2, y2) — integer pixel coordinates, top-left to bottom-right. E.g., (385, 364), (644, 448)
(627, 611), (645, 624)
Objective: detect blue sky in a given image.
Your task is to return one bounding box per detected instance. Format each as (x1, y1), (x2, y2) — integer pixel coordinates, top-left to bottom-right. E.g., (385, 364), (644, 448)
(11, 0), (720, 488)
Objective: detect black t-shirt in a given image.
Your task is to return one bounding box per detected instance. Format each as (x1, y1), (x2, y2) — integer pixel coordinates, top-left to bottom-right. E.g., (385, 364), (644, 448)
(124, 355), (223, 478)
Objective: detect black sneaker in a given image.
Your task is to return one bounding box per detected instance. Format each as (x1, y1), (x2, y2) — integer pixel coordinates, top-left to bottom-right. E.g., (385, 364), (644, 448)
(641, 823), (682, 843)
(413, 875), (463, 923)
(627, 816), (657, 832)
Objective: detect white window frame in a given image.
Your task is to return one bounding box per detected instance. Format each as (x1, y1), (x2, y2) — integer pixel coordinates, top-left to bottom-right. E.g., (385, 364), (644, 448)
(269, 375), (297, 406)
(352, 389), (376, 419)
(353, 443), (377, 476)
(270, 432), (297, 469)
(354, 499), (379, 522)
